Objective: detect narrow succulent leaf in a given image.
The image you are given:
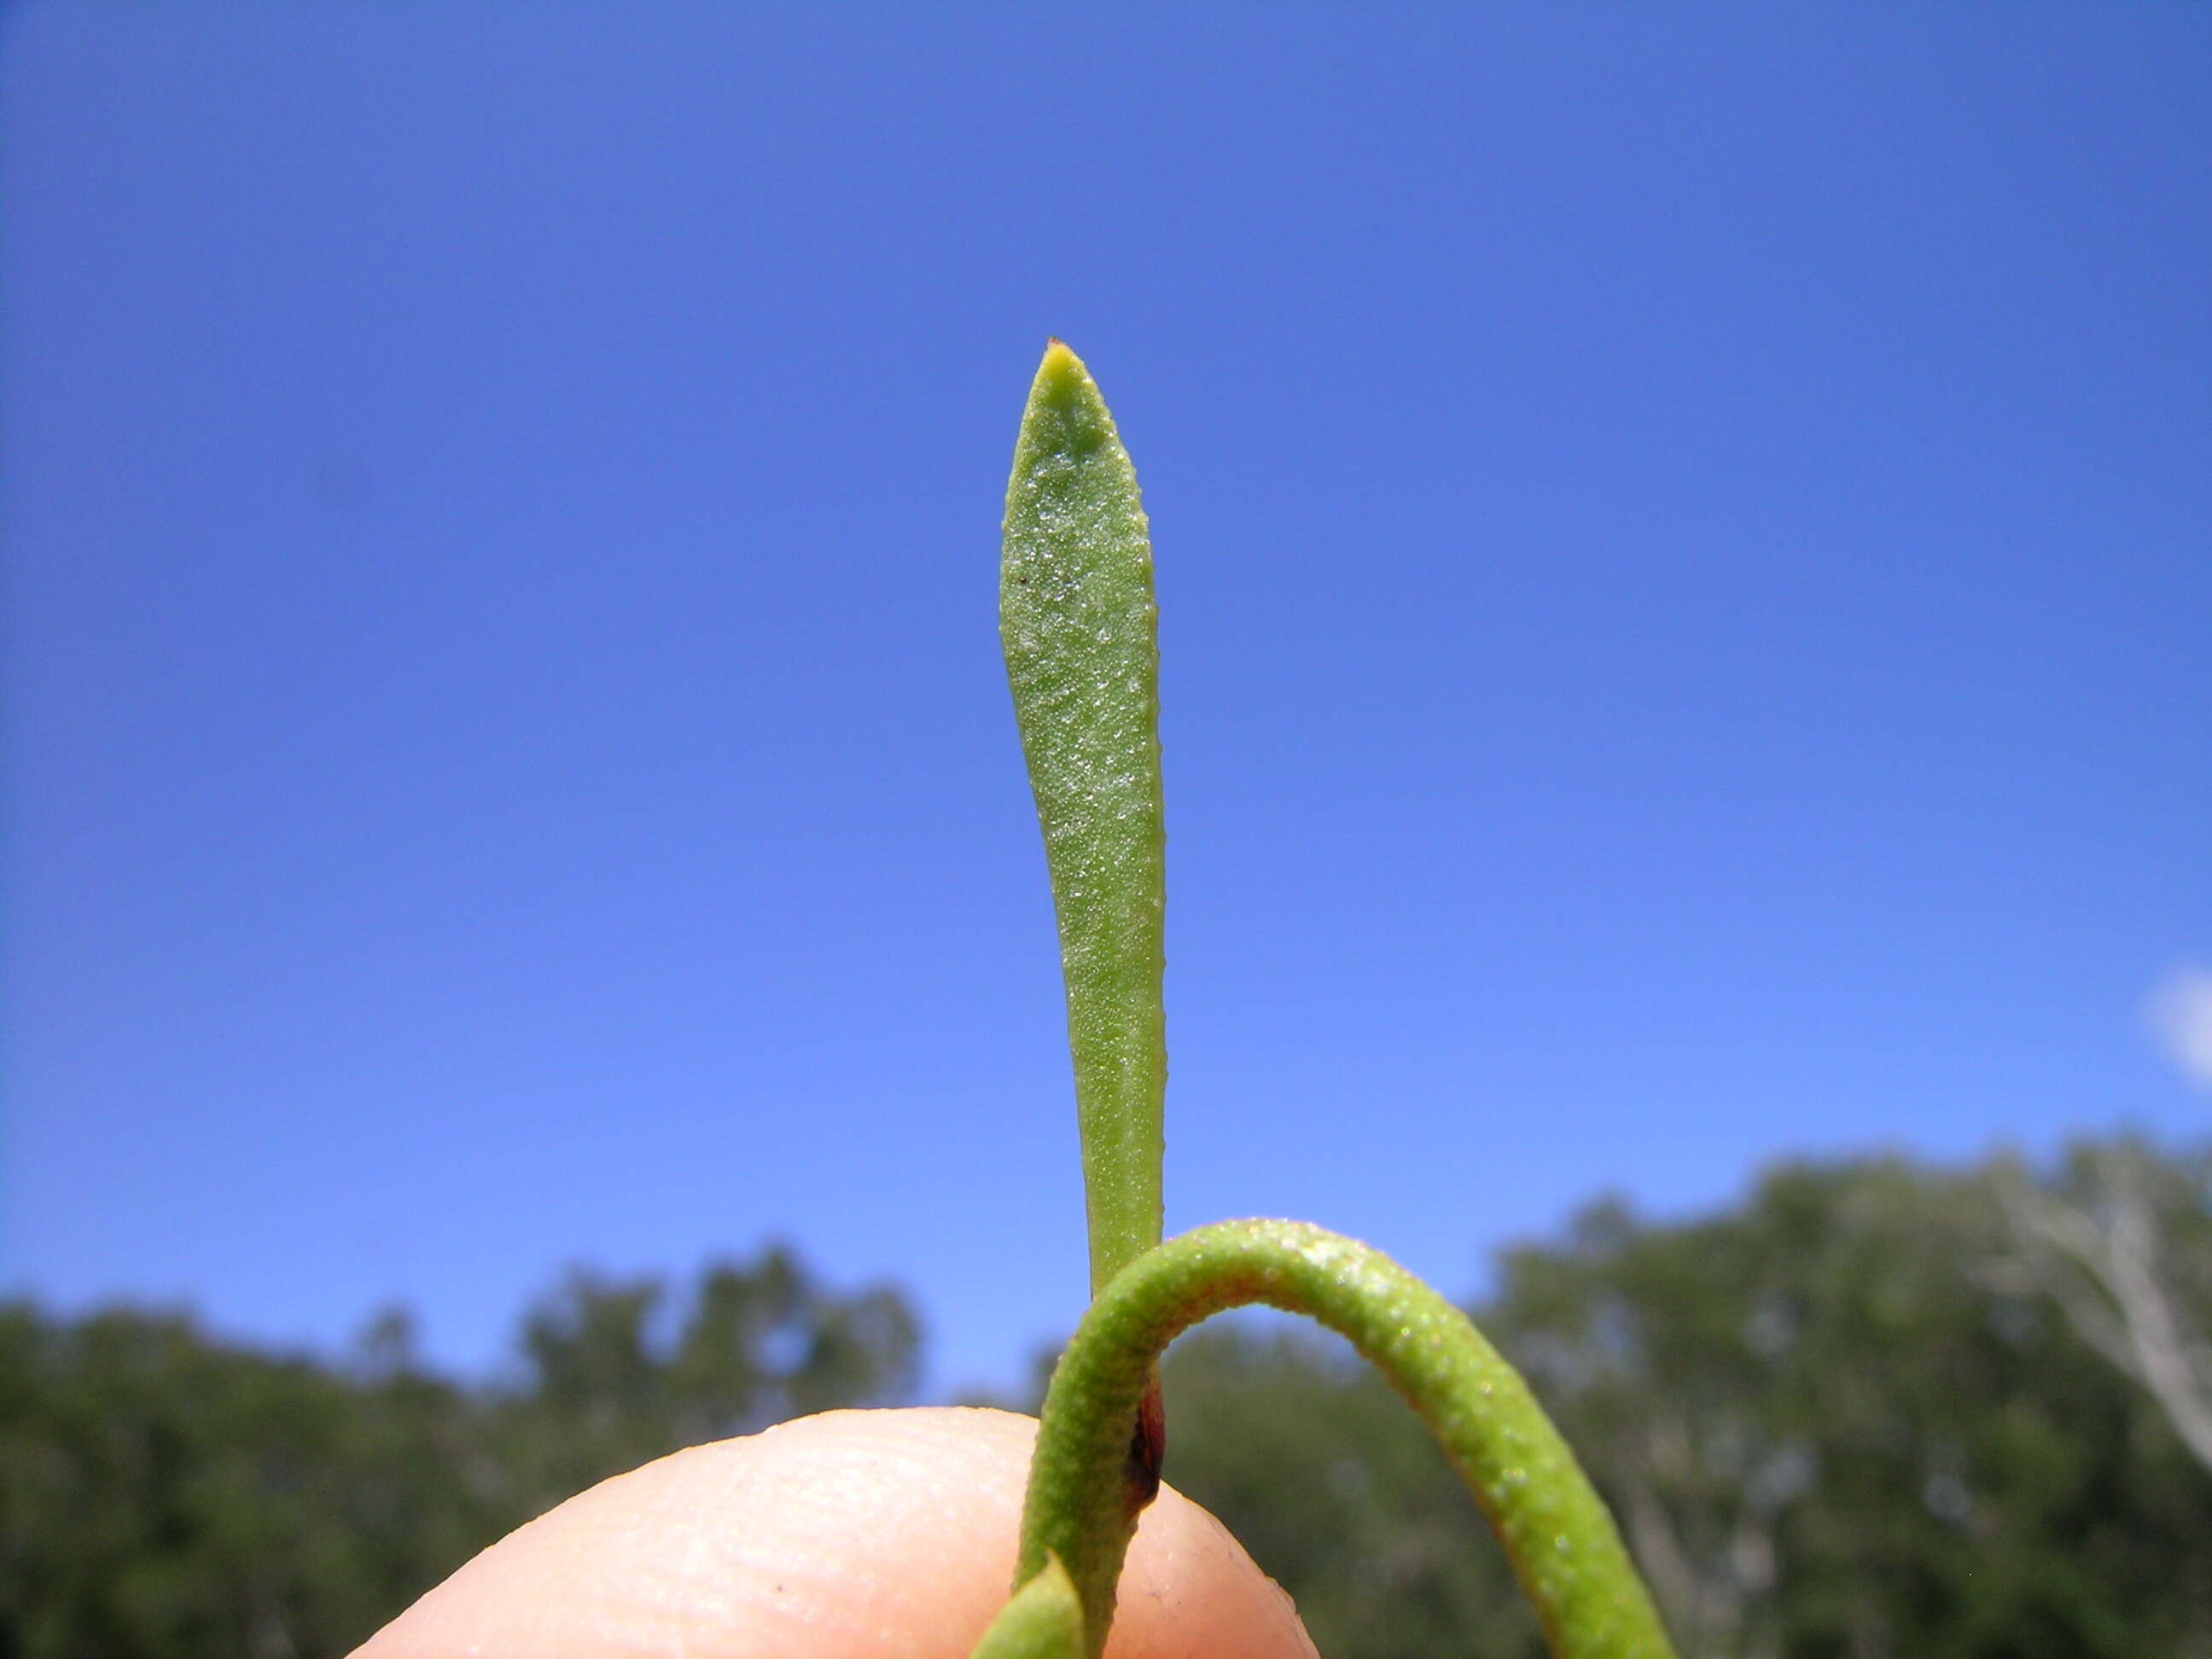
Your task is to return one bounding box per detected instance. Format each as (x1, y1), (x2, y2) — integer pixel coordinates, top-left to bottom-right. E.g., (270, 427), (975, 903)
(1008, 1220), (1681, 1659)
(967, 1552), (1086, 1659)
(1001, 342), (1166, 1295)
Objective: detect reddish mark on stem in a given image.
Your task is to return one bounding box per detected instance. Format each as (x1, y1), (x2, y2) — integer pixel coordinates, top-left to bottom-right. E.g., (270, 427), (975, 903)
(1124, 1371), (1167, 1518)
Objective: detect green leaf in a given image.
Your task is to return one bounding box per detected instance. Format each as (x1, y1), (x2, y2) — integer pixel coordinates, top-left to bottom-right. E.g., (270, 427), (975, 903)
(966, 1551), (1086, 1659)
(1001, 342), (1166, 1296)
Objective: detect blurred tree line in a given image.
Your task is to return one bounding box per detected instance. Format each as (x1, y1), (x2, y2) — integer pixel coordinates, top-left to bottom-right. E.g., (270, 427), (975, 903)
(4, 1138), (2208, 1659)
(1158, 1139), (2212, 1659)
(0, 1248), (918, 1659)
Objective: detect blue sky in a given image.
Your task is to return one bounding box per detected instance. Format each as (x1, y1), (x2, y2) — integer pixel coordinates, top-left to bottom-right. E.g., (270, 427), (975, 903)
(5, 4), (2208, 1400)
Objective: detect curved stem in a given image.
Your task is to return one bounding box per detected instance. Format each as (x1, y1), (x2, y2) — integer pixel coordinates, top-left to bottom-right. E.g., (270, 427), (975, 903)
(1010, 1220), (1679, 1659)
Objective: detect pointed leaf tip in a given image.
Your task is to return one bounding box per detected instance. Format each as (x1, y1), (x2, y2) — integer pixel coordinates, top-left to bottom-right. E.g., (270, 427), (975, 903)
(1034, 338), (1088, 394)
(966, 1553), (1085, 1659)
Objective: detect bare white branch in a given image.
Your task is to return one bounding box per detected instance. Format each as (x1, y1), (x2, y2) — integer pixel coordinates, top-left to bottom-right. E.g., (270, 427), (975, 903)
(1999, 1150), (2212, 1475)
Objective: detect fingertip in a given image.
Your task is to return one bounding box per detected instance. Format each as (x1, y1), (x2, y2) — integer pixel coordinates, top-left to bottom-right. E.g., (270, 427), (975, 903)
(1110, 1477), (1322, 1659)
(352, 1406), (1314, 1659)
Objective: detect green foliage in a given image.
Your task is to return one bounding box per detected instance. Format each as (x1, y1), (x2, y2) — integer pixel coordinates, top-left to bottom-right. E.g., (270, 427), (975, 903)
(1155, 1144), (2212, 1659)
(1494, 1155), (2212, 1659)
(0, 1302), (495, 1659)
(496, 1245), (917, 1513)
(6, 1157), (2205, 1659)
(968, 1554), (1086, 1659)
(1000, 341), (1166, 1295)
(0, 1247), (917, 1659)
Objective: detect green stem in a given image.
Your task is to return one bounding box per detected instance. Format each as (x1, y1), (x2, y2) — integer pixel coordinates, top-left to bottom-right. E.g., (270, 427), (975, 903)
(1001, 341), (1166, 1297)
(1007, 1220), (1679, 1659)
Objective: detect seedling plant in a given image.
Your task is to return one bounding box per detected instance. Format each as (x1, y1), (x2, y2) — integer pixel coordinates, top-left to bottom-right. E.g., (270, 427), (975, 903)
(973, 344), (1679, 1659)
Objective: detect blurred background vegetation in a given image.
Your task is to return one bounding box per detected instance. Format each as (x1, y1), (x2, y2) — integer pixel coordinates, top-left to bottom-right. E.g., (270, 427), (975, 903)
(6, 1138), (2208, 1659)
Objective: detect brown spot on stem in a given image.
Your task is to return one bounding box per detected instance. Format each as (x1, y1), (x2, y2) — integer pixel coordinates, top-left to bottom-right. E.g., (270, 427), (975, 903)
(1123, 1371), (1167, 1519)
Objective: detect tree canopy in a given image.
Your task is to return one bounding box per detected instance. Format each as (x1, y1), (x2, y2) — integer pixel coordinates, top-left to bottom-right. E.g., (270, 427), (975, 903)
(1158, 1144), (2212, 1659)
(0, 1247), (917, 1659)
(5, 1142), (2207, 1658)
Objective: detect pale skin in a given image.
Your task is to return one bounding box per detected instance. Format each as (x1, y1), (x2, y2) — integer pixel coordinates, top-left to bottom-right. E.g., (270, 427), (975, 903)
(352, 1406), (1318, 1659)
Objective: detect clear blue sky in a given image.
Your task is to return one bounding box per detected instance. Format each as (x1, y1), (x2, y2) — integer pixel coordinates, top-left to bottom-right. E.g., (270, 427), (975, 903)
(5, 4), (2208, 1400)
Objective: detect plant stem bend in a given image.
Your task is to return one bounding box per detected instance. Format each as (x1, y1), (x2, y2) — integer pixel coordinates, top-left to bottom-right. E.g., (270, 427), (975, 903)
(1004, 1219), (1679, 1659)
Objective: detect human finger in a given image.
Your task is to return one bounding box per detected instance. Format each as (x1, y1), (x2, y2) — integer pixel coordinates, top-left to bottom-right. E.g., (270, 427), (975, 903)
(352, 1405), (1317, 1659)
